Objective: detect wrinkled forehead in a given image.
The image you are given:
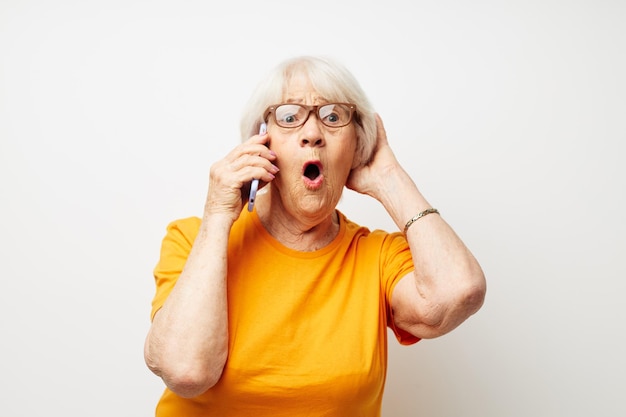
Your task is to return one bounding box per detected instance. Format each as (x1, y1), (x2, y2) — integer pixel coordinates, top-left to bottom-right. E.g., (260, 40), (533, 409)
(282, 67), (349, 104)
(282, 74), (327, 105)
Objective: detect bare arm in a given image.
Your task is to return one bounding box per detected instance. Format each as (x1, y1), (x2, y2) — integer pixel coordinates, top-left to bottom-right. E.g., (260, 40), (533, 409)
(144, 130), (277, 397)
(347, 115), (486, 339)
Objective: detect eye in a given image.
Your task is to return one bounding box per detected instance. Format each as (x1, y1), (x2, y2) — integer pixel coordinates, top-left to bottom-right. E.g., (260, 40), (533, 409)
(275, 104), (304, 126)
(319, 104), (345, 126)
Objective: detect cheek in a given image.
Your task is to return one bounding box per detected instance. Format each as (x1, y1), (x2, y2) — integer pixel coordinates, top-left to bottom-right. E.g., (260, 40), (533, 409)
(329, 144), (357, 182)
(339, 138), (358, 168)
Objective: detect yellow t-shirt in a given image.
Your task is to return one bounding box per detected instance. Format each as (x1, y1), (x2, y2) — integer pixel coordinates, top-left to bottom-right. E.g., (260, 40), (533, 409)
(151, 209), (418, 417)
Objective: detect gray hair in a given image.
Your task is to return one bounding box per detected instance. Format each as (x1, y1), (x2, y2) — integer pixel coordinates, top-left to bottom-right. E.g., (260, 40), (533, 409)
(239, 56), (377, 167)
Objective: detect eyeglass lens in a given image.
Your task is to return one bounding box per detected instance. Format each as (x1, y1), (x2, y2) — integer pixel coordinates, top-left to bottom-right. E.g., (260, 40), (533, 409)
(274, 104), (353, 128)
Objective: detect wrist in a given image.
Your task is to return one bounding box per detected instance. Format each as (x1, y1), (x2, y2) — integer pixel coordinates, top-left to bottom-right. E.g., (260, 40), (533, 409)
(374, 167), (433, 231)
(200, 210), (237, 236)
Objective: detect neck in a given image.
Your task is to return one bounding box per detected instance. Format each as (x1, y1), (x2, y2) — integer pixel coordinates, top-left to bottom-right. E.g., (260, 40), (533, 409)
(255, 191), (339, 252)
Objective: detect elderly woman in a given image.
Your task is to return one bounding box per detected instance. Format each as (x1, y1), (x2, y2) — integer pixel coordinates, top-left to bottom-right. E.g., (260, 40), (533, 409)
(144, 55), (486, 416)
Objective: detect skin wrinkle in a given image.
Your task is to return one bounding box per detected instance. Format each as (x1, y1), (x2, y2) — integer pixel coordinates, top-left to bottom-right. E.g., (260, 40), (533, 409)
(144, 58), (486, 403)
(257, 74), (356, 251)
(400, 218), (484, 336)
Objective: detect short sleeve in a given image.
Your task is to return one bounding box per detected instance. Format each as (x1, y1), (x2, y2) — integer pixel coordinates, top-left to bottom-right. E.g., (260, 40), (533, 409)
(150, 217), (202, 320)
(379, 231), (421, 346)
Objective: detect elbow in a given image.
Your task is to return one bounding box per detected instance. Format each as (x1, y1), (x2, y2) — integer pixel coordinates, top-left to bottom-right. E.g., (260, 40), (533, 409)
(149, 353), (227, 398)
(466, 268), (487, 314)
(459, 267), (487, 316)
(446, 271), (487, 330)
(419, 273), (487, 339)
(161, 364), (225, 398)
(144, 338), (227, 398)
(448, 269), (486, 325)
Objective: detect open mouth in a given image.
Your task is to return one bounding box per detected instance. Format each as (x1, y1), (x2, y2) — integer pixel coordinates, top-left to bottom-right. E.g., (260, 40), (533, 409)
(303, 162), (322, 180)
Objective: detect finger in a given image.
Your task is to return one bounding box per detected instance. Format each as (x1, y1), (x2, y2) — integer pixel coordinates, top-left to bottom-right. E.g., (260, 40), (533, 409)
(228, 145), (277, 172)
(248, 143), (277, 161)
(244, 129), (270, 146)
(242, 156), (279, 183)
(223, 141), (275, 169)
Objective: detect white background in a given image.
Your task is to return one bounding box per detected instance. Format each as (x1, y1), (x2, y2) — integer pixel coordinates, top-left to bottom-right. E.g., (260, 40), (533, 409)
(1, 0), (625, 416)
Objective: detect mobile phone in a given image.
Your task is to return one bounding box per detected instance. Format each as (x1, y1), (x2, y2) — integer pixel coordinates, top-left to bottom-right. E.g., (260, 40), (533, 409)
(247, 123), (267, 212)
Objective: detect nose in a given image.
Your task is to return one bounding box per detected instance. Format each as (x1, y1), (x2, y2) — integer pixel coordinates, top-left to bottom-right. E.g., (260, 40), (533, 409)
(300, 112), (325, 147)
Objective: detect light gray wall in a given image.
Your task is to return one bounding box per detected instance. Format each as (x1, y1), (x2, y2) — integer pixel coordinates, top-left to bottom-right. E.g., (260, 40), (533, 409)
(1, 1), (624, 416)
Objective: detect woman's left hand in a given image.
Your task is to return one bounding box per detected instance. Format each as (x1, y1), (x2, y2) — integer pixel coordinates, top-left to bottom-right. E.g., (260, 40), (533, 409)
(346, 114), (402, 200)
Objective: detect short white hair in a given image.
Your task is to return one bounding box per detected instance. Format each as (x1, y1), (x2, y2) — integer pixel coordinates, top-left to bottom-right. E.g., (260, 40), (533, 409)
(239, 55), (377, 167)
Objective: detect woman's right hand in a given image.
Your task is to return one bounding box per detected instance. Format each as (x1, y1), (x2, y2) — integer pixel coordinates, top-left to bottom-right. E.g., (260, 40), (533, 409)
(203, 130), (278, 221)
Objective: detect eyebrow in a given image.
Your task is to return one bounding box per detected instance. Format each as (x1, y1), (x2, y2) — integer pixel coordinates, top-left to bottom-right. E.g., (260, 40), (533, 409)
(283, 97), (331, 105)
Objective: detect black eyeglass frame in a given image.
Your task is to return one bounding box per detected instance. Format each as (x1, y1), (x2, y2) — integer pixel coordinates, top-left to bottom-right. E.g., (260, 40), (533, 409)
(263, 102), (358, 129)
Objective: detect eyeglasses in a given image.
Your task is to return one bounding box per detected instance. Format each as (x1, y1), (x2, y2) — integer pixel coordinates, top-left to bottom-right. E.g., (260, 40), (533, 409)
(263, 103), (357, 129)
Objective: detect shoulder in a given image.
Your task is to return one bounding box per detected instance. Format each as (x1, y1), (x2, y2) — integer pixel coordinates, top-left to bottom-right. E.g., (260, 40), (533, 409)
(163, 216), (202, 242)
(155, 217), (203, 261)
(339, 211), (406, 249)
(337, 210), (372, 239)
